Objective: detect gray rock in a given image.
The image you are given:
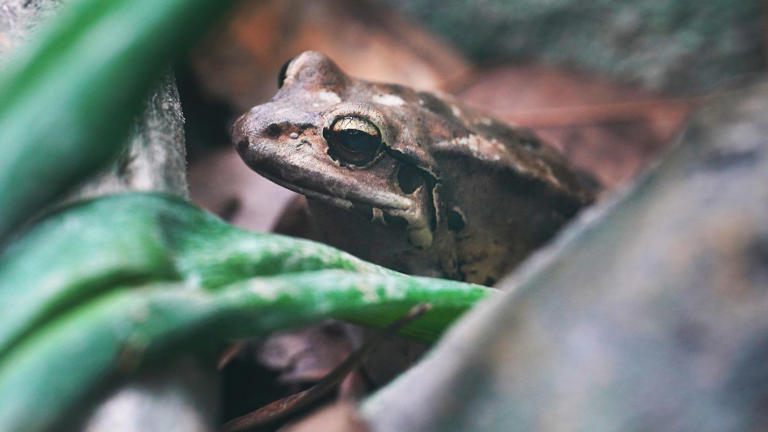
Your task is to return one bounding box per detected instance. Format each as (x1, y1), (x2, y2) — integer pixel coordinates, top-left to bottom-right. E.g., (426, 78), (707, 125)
(73, 358), (218, 432)
(72, 69), (189, 200)
(382, 0), (766, 94)
(0, 0), (63, 57)
(363, 78), (768, 431)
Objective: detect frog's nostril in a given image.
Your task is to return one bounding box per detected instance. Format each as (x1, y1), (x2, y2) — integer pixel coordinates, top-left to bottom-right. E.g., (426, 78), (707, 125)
(235, 139), (249, 152)
(264, 123), (283, 138)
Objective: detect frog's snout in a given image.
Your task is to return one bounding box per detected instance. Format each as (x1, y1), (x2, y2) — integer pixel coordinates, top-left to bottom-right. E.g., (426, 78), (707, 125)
(231, 114), (252, 150)
(232, 112), (290, 160)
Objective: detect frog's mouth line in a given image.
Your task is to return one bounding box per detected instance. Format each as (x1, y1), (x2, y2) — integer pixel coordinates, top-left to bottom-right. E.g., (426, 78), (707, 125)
(257, 169), (435, 248)
(257, 170), (409, 214)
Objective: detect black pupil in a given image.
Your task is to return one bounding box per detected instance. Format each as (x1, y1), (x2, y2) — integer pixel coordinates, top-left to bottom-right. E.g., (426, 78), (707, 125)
(337, 129), (380, 155)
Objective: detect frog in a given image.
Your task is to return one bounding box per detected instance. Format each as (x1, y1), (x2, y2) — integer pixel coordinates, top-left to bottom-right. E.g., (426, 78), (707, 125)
(232, 51), (597, 286)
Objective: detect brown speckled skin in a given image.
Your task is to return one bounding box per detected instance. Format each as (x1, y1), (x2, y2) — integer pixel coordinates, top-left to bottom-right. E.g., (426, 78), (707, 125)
(233, 51), (596, 284)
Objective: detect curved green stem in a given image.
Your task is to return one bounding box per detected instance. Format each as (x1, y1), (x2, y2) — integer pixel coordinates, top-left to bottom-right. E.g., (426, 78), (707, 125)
(0, 193), (383, 358)
(0, 270), (491, 431)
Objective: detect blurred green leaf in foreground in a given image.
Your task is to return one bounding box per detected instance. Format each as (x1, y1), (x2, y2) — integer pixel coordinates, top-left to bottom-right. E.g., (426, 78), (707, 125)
(0, 0), (237, 240)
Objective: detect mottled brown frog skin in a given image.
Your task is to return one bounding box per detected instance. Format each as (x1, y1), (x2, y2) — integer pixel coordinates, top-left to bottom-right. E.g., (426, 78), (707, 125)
(233, 51), (596, 285)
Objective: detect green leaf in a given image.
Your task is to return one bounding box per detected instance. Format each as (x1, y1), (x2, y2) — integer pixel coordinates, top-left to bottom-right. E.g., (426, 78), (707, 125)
(0, 193), (492, 431)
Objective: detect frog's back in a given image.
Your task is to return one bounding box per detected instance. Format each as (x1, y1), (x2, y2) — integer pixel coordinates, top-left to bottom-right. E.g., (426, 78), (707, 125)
(338, 78), (599, 283)
(431, 98), (597, 206)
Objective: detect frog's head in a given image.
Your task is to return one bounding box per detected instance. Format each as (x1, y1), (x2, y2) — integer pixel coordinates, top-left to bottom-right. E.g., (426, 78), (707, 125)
(233, 51), (465, 249)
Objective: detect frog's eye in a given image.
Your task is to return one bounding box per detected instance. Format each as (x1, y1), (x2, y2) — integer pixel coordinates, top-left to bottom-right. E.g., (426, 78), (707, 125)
(324, 116), (383, 166)
(277, 56), (295, 89)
